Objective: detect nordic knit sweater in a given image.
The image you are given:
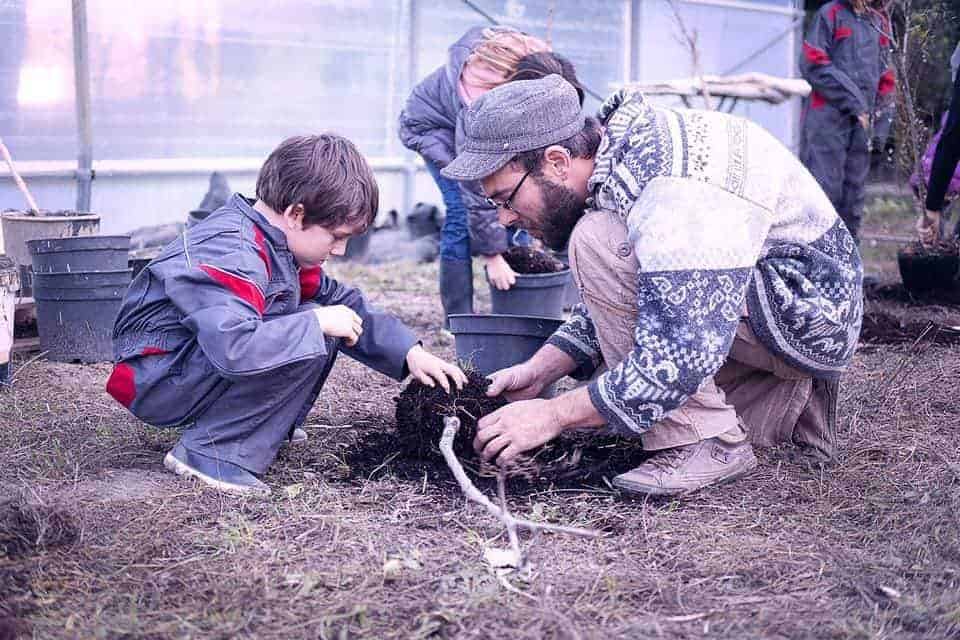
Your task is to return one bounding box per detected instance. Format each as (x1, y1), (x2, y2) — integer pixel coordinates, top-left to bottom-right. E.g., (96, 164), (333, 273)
(547, 90), (863, 436)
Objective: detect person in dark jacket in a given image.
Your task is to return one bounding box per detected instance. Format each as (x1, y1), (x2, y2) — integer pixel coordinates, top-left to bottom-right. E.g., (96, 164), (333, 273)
(398, 27), (584, 326)
(107, 135), (467, 496)
(799, 0), (894, 243)
(917, 43), (960, 245)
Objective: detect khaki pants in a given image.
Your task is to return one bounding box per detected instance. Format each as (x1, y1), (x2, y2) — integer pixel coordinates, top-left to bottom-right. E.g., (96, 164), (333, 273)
(568, 209), (836, 457)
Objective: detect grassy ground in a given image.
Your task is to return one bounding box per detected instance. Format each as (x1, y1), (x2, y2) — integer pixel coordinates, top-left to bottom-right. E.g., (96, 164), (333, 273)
(2, 211), (960, 639)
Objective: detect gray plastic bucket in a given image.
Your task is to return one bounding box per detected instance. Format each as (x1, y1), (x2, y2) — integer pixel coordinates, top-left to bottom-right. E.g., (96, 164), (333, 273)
(449, 314), (563, 396)
(489, 269), (571, 319)
(27, 235), (130, 274)
(32, 269), (132, 363)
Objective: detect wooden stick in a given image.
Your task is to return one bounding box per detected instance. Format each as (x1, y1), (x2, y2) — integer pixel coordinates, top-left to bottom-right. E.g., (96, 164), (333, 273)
(439, 416), (601, 539)
(0, 138), (40, 214)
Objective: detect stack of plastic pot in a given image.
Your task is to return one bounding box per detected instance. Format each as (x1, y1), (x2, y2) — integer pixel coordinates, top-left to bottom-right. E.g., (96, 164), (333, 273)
(27, 235), (131, 363)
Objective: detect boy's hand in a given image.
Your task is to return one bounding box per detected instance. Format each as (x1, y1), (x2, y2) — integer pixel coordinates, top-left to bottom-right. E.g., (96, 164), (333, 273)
(313, 305), (363, 346)
(405, 345), (468, 393)
(484, 254), (517, 290)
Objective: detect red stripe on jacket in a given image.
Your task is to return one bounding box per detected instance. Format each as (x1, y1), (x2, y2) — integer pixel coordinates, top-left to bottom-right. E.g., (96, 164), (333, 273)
(106, 363), (136, 407)
(803, 42), (831, 66)
(252, 226), (272, 278)
(810, 91), (826, 110)
(834, 25), (852, 41)
(199, 264), (266, 314)
(300, 266), (322, 302)
(827, 2), (842, 23)
(878, 69), (896, 96)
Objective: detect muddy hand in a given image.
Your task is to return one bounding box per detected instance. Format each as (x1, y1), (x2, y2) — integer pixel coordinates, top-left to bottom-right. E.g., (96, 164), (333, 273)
(406, 345), (467, 393)
(486, 362), (543, 401)
(474, 399), (563, 464)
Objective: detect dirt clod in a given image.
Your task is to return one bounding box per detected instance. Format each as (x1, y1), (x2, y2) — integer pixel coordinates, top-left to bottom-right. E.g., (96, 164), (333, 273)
(502, 246), (566, 274)
(395, 367), (506, 459)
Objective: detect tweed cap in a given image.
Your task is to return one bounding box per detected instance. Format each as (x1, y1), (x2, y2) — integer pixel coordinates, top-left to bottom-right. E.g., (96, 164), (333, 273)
(441, 74), (585, 181)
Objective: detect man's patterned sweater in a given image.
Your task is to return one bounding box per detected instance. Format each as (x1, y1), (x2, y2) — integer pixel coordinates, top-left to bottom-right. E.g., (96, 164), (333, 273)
(547, 89), (863, 435)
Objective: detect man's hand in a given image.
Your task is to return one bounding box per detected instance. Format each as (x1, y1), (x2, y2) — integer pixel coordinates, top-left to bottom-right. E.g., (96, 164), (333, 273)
(857, 112), (870, 130)
(484, 253), (517, 290)
(313, 305), (363, 346)
(405, 345), (468, 393)
(474, 399), (564, 464)
(486, 362), (546, 401)
(917, 209), (942, 246)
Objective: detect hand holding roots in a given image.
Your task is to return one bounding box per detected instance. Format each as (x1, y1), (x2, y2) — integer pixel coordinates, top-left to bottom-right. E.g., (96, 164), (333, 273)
(439, 416), (600, 567)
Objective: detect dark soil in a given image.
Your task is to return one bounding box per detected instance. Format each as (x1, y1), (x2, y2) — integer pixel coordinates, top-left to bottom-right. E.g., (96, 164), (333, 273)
(3, 261), (960, 639)
(394, 367), (506, 460)
(865, 280), (960, 306)
(898, 239), (959, 257)
(860, 310), (960, 345)
(502, 246), (566, 275)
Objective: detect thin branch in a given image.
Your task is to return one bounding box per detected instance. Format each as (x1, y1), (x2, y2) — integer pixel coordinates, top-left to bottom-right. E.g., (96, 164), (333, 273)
(665, 0), (714, 111)
(497, 468), (523, 563)
(0, 138), (40, 214)
(439, 417), (601, 540)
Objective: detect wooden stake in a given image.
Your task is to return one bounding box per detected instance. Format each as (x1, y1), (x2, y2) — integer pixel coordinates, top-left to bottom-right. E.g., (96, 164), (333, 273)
(0, 138), (40, 215)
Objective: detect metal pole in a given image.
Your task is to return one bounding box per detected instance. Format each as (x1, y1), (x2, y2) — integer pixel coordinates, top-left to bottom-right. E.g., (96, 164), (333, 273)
(71, 0), (93, 212)
(629, 0), (642, 83)
(402, 0), (419, 218)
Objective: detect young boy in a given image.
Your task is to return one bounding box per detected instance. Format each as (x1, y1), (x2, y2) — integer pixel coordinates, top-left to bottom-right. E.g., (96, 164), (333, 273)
(107, 134), (467, 496)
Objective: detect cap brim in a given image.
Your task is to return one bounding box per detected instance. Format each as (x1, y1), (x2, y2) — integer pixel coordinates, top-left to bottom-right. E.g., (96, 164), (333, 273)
(440, 149), (514, 182)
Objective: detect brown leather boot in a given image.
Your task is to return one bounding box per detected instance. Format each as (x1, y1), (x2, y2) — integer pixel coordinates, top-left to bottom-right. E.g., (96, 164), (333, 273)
(613, 437), (758, 496)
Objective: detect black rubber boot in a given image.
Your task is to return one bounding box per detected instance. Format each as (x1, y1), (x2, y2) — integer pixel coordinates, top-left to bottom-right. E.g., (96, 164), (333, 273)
(439, 259), (474, 328)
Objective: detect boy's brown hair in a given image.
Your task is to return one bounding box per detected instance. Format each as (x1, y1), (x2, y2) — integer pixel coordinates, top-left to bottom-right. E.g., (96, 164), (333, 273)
(256, 134), (379, 231)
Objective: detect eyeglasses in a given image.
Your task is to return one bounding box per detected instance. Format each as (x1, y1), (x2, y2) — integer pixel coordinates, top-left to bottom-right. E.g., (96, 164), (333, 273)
(485, 168), (532, 213)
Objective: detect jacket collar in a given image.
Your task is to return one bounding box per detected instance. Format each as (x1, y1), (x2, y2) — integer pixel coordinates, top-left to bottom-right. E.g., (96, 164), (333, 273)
(230, 193), (289, 250)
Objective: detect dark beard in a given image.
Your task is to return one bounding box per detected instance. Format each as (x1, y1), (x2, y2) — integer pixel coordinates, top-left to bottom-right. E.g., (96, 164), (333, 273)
(537, 177), (587, 250)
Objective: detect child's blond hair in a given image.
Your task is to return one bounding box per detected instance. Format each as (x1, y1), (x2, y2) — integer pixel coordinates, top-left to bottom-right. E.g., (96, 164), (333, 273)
(464, 28), (551, 90)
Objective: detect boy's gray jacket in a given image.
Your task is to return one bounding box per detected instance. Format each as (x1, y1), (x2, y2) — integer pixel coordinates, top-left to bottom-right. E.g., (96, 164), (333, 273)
(398, 26), (511, 255)
(111, 194), (417, 393)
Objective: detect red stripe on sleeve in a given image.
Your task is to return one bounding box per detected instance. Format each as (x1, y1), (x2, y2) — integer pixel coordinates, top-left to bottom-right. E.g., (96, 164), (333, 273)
(810, 91), (826, 110)
(106, 363), (136, 407)
(300, 266), (323, 302)
(878, 69), (896, 96)
(140, 347), (169, 356)
(252, 226), (272, 278)
(803, 42), (831, 66)
(199, 264), (266, 315)
(834, 26), (852, 41)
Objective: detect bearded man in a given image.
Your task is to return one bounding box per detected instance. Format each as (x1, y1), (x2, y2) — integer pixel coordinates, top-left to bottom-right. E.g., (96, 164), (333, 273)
(441, 75), (863, 496)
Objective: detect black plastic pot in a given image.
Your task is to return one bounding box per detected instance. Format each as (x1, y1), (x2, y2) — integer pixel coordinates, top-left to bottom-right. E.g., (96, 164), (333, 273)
(187, 209), (213, 228)
(129, 257), (152, 279)
(898, 247), (959, 294)
(27, 235), (130, 274)
(449, 314), (563, 395)
(344, 228), (372, 260)
(489, 269), (571, 319)
(551, 249), (581, 310)
(32, 269), (132, 363)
